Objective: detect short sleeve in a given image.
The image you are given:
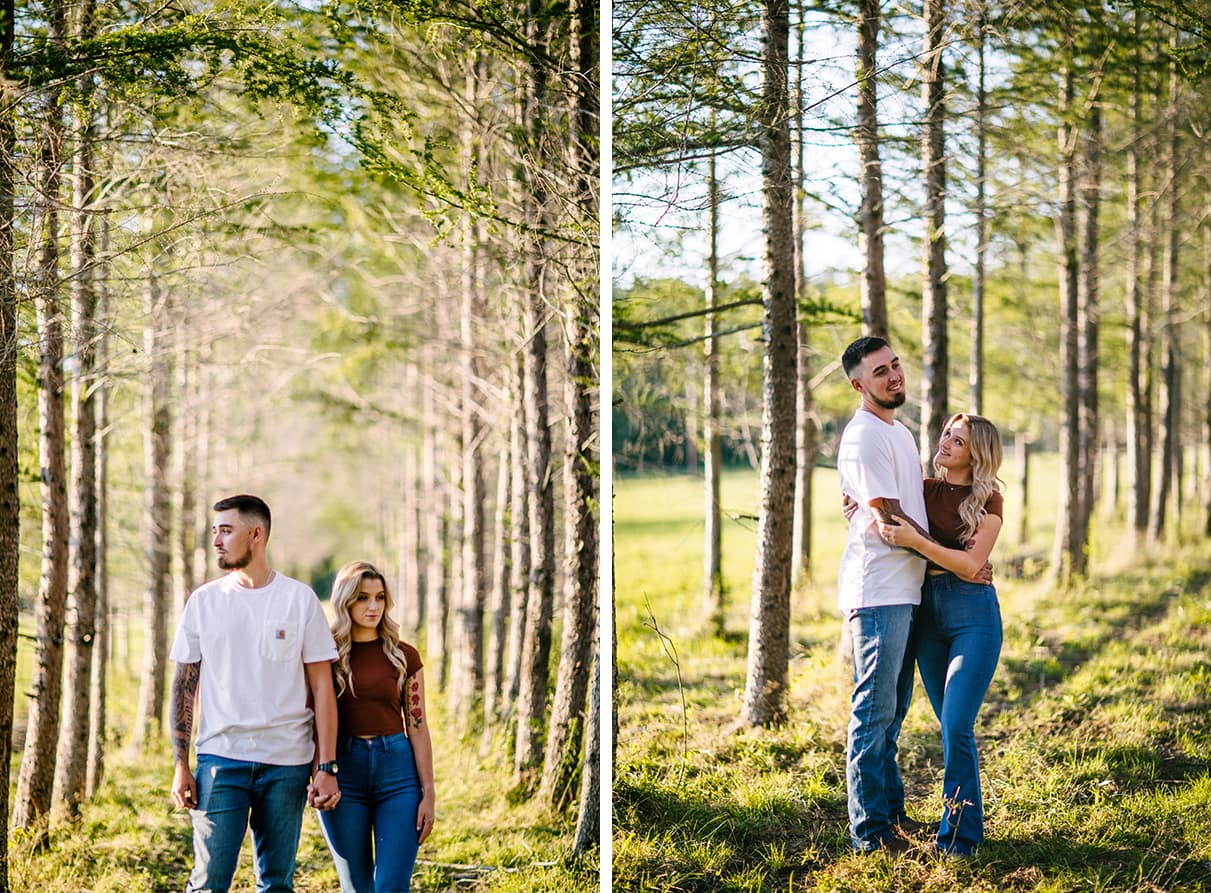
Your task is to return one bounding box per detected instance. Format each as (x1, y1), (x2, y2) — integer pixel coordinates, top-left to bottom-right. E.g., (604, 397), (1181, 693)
(301, 592), (338, 663)
(401, 642), (424, 679)
(985, 490), (1004, 519)
(169, 596), (201, 664)
(839, 424), (903, 506)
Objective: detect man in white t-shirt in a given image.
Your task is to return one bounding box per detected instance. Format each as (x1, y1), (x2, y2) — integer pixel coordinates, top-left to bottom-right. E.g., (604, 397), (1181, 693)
(836, 336), (930, 853)
(169, 494), (340, 892)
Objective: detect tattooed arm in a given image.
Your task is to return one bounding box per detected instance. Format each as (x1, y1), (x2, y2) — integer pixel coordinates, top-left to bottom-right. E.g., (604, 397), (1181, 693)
(405, 669), (436, 843)
(170, 661), (200, 810)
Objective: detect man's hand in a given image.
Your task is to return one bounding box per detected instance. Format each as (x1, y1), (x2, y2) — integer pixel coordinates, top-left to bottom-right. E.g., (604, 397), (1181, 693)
(308, 770), (341, 811)
(842, 493), (859, 523)
(171, 762), (197, 810)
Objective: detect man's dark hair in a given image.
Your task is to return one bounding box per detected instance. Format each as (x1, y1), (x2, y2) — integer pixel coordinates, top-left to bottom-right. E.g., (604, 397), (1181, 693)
(213, 494), (271, 537)
(841, 336), (891, 379)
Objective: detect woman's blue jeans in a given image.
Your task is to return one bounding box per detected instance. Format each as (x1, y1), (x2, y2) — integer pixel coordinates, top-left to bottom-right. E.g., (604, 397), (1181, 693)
(846, 603), (917, 851)
(916, 573), (1002, 854)
(187, 754), (312, 892)
(318, 732), (423, 892)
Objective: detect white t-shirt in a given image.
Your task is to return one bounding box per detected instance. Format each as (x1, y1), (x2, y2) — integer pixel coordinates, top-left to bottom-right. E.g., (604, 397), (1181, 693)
(169, 571), (338, 765)
(837, 409), (928, 610)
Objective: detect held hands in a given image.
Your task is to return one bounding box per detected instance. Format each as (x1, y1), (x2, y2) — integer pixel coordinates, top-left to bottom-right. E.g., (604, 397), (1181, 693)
(416, 791), (436, 844)
(171, 762), (198, 810)
(875, 516), (921, 550)
(308, 769), (341, 812)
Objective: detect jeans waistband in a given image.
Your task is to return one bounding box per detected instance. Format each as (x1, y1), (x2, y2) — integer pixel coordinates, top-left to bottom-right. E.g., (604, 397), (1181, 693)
(339, 731), (410, 751)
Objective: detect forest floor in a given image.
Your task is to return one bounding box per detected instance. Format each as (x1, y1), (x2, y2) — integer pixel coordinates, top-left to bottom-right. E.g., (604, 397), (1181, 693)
(614, 469), (1211, 892)
(7, 634), (597, 891)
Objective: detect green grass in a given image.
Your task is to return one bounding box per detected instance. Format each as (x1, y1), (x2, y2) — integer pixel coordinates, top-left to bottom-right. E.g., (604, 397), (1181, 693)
(615, 461), (1211, 892)
(8, 625), (597, 892)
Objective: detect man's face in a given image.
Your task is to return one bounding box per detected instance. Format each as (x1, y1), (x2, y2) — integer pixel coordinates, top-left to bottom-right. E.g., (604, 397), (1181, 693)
(212, 508), (256, 570)
(853, 345), (906, 410)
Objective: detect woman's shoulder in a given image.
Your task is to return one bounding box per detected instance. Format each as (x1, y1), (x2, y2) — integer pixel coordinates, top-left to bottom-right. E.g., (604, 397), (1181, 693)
(984, 488), (1005, 516)
(398, 639), (425, 675)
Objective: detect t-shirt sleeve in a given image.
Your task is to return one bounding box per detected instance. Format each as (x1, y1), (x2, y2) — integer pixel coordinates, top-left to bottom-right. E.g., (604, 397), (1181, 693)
(839, 425), (903, 506)
(401, 642), (424, 679)
(985, 490), (1004, 519)
(301, 592), (338, 663)
(168, 596), (201, 664)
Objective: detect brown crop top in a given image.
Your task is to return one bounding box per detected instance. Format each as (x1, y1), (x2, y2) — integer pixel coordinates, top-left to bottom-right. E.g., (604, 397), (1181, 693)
(336, 639), (424, 738)
(923, 478), (1004, 569)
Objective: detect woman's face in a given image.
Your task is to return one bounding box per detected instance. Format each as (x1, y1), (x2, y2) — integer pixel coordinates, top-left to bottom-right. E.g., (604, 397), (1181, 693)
(349, 576), (387, 634)
(935, 420), (973, 476)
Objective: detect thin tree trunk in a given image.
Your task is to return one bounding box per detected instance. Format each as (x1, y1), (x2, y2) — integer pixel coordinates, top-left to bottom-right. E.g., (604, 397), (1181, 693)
(571, 648), (599, 855)
(1051, 57), (1080, 581)
(503, 357), (530, 718)
(484, 444), (511, 726)
(1015, 434), (1030, 547)
(134, 271), (173, 746)
(1125, 12), (1150, 544)
(791, 0), (815, 590)
(741, 0), (796, 728)
(423, 371), (449, 689)
(0, 0), (22, 878)
(53, 10), (100, 814)
(919, 0), (948, 466)
(87, 278), (109, 799)
(14, 35), (69, 827)
(970, 4), (987, 413)
(1204, 179), (1211, 536)
(703, 149), (724, 632)
(855, 0), (887, 339)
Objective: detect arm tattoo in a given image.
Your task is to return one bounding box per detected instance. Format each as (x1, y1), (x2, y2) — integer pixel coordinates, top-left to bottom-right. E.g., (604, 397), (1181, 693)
(407, 676), (424, 729)
(171, 662), (200, 762)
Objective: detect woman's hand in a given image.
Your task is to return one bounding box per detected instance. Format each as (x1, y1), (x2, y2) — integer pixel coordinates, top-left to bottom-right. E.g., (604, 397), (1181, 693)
(877, 516), (922, 549)
(416, 791), (436, 844)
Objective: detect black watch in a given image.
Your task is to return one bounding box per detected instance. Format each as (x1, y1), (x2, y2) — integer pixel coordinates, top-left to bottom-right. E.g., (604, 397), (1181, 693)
(316, 761), (339, 776)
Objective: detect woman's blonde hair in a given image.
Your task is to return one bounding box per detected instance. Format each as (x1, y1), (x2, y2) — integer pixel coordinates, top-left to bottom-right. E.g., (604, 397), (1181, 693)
(330, 560), (408, 698)
(936, 412), (1004, 542)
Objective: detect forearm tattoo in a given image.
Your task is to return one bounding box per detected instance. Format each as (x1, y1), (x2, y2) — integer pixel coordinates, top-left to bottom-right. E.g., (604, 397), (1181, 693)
(171, 662), (200, 762)
(408, 676), (424, 729)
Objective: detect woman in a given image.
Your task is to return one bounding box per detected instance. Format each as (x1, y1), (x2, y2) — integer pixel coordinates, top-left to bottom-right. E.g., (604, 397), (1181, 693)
(318, 561), (436, 891)
(877, 413), (1004, 855)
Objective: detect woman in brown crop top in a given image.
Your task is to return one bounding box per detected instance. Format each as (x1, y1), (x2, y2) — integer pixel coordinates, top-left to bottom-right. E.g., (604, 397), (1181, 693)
(876, 413), (1004, 856)
(317, 561), (435, 892)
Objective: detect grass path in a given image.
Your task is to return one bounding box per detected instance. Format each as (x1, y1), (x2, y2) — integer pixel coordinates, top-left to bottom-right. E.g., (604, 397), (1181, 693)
(615, 472), (1211, 892)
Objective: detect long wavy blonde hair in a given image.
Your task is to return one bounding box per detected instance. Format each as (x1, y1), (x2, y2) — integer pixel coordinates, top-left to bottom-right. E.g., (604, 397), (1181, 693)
(330, 560), (409, 698)
(936, 413), (1004, 542)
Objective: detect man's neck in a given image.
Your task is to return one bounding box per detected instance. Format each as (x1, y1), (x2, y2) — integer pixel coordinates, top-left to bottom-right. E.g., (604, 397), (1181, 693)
(860, 401), (896, 424)
(230, 561), (274, 589)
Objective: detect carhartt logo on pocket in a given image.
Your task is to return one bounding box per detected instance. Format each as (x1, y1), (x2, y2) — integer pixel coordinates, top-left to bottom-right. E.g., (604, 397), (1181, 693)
(275, 629), (286, 640)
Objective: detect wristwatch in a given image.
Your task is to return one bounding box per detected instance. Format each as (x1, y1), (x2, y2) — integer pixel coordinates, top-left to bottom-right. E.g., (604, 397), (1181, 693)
(316, 761), (339, 776)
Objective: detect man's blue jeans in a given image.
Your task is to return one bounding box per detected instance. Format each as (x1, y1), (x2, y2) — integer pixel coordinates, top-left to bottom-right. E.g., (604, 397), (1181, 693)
(916, 573), (1002, 854)
(187, 754), (311, 892)
(846, 603), (916, 851)
(318, 732), (423, 892)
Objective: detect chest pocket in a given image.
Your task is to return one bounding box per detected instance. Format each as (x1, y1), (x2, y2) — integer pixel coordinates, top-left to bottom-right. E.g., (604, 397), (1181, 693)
(260, 620), (299, 662)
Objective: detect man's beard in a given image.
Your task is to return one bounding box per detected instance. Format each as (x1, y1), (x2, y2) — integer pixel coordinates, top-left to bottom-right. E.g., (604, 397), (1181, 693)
(872, 390), (906, 410)
(218, 549), (251, 570)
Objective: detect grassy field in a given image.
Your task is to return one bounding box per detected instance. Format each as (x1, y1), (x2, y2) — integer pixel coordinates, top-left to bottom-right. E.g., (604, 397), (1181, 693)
(8, 621), (597, 892)
(614, 462), (1211, 892)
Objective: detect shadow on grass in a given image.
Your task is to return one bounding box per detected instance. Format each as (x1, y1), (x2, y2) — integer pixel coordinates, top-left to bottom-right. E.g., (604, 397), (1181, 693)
(978, 835), (1211, 890)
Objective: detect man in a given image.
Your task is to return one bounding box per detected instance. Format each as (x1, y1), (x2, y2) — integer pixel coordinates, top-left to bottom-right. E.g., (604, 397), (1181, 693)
(836, 336), (931, 853)
(170, 494), (340, 892)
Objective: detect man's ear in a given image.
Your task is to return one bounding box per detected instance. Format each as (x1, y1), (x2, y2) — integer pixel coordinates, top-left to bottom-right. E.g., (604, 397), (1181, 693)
(849, 377), (863, 395)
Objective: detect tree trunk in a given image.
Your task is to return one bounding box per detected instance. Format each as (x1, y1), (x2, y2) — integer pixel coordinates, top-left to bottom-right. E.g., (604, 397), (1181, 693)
(1149, 32), (1180, 542)
(503, 356), (530, 717)
(453, 57), (488, 725)
(1051, 58), (1080, 582)
(422, 372), (449, 689)
(14, 41), (69, 828)
(740, 0), (796, 728)
(484, 444), (511, 726)
(134, 271), (174, 746)
(703, 149), (724, 632)
(855, 0), (887, 339)
(1125, 13), (1150, 544)
(53, 15), (100, 815)
(0, 1), (21, 879)
(970, 4), (987, 413)
(1015, 434), (1029, 547)
(919, 0), (948, 466)
(399, 439), (421, 638)
(571, 647), (599, 855)
(1204, 177), (1211, 537)
(791, 1), (815, 590)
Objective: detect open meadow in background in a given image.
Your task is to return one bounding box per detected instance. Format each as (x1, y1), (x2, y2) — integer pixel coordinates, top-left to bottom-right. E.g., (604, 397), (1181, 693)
(614, 459), (1211, 892)
(7, 611), (596, 893)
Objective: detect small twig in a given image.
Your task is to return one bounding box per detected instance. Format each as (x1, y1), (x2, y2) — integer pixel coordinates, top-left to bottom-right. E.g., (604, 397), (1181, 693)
(642, 595), (690, 777)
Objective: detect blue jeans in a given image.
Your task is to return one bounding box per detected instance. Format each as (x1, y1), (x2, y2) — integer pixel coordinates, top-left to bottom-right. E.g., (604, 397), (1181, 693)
(846, 603), (916, 850)
(318, 733), (423, 892)
(187, 754), (312, 892)
(916, 573), (1002, 854)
